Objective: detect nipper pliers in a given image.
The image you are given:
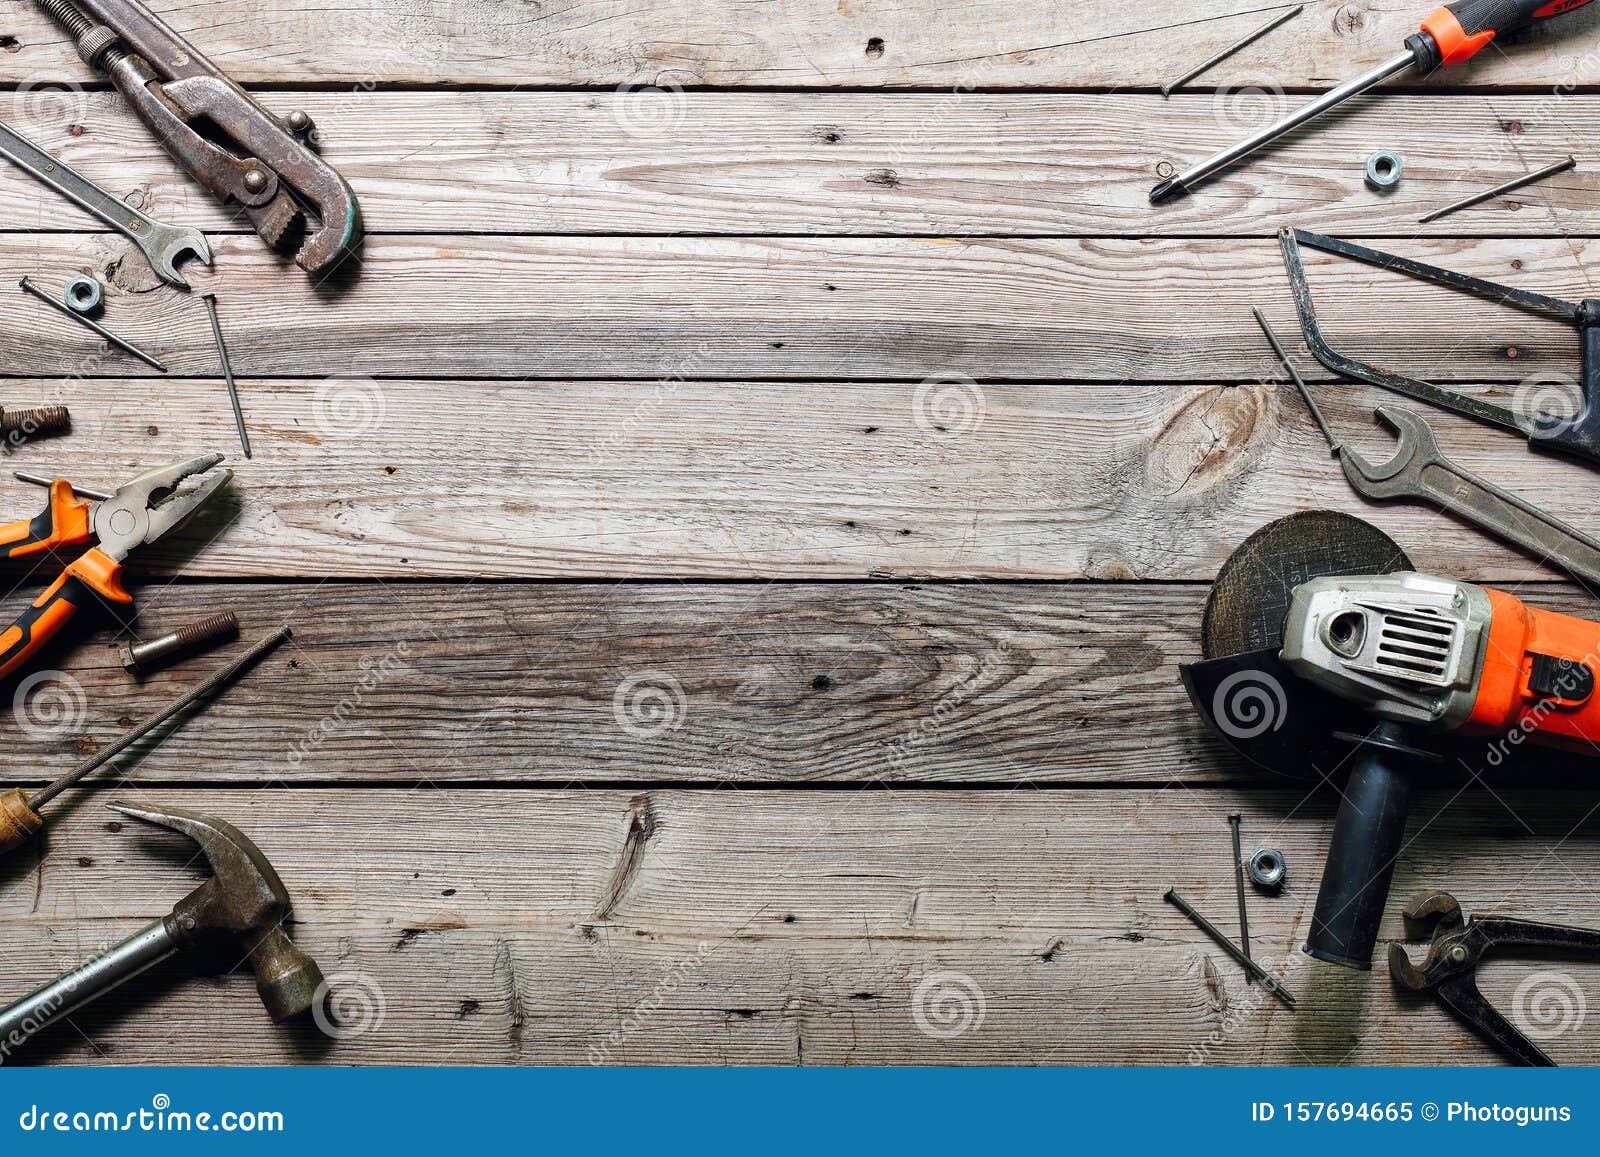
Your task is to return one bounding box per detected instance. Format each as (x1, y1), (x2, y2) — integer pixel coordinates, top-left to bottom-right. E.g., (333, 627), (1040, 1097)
(1390, 890), (1600, 1066)
(0, 455), (231, 680)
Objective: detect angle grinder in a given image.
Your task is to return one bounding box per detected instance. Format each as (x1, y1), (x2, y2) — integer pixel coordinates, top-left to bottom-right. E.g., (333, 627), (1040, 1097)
(1184, 512), (1600, 969)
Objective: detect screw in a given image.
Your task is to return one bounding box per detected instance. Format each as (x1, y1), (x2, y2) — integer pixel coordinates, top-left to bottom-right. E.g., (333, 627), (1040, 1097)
(118, 611), (239, 677)
(0, 405), (70, 443)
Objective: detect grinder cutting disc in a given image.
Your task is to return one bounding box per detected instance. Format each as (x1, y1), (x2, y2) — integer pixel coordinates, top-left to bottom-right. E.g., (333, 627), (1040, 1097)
(1202, 510), (1412, 659)
(1183, 512), (1413, 779)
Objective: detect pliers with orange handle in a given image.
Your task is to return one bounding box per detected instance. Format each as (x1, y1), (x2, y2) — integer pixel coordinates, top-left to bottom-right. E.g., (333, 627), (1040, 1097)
(0, 455), (231, 681)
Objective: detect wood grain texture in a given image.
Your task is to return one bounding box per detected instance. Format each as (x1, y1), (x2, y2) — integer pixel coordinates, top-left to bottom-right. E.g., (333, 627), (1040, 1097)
(0, 580), (1223, 787)
(0, 234), (1589, 383)
(4, 580), (1599, 791)
(3, 787), (1597, 1066)
(3, 376), (1600, 581)
(2, 0), (1596, 1072)
(2, 91), (1594, 238)
(2, 1), (1597, 88)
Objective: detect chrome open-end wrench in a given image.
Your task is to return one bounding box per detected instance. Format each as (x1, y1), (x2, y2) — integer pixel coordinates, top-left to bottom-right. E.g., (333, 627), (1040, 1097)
(0, 117), (210, 288)
(1341, 406), (1600, 588)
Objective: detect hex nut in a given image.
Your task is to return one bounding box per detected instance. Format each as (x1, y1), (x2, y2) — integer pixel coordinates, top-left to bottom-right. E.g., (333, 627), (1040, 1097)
(1248, 847), (1287, 890)
(64, 274), (103, 315)
(1365, 150), (1403, 191)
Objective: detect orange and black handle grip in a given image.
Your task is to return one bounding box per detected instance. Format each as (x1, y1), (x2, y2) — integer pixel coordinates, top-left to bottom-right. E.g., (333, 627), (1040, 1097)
(0, 481), (91, 561)
(1412, 1), (1595, 69)
(0, 548), (131, 682)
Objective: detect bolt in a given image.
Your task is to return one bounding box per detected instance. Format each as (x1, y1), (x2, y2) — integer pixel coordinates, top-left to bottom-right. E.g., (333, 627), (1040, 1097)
(285, 109), (314, 135)
(0, 405), (71, 443)
(118, 612), (239, 677)
(1448, 944), (1470, 966)
(242, 168), (269, 194)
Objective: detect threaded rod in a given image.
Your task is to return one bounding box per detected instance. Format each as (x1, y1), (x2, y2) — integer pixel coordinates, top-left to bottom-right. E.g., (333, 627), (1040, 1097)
(30, 626), (292, 810)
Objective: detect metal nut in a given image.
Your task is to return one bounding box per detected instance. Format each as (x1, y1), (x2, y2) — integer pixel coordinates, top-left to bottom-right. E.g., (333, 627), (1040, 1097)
(1248, 847), (1287, 889)
(64, 274), (103, 315)
(1365, 150), (1403, 191)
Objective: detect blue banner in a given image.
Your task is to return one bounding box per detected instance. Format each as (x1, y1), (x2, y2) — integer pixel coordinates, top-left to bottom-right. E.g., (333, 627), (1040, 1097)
(0, 1067), (1596, 1153)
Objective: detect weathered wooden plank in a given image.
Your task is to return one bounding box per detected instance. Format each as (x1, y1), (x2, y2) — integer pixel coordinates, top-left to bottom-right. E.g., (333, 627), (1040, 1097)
(2, 376), (1598, 580)
(2, 91), (1593, 237)
(0, 235), (1586, 383)
(4, 580), (1598, 790)
(0, 580), (1221, 787)
(3, 787), (1596, 1066)
(2, 1), (1596, 88)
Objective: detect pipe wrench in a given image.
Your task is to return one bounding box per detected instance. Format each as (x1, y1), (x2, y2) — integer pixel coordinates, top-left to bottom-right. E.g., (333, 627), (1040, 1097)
(34, 0), (363, 275)
(0, 117), (209, 287)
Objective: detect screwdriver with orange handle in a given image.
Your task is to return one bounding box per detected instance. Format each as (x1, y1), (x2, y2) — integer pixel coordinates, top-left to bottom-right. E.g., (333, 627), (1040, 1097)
(1151, 0), (1596, 203)
(0, 455), (230, 682)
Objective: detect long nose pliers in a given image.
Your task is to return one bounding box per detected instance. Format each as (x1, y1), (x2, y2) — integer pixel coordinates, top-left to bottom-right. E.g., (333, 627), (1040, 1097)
(0, 455), (231, 680)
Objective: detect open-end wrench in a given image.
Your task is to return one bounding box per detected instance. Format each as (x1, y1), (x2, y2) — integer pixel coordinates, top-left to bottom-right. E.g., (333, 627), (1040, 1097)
(1341, 406), (1600, 589)
(0, 117), (210, 288)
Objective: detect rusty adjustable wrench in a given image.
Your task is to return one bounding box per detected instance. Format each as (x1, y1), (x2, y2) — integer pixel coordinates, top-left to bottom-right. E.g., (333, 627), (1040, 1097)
(35, 0), (362, 275)
(1337, 405), (1600, 589)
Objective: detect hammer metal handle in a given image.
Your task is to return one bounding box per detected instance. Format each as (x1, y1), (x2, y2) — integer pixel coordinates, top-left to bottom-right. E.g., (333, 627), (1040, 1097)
(0, 918), (175, 1050)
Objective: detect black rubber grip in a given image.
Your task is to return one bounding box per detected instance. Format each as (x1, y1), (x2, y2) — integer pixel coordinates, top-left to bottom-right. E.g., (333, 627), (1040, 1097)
(1304, 725), (1417, 970)
(1446, 0), (1592, 36)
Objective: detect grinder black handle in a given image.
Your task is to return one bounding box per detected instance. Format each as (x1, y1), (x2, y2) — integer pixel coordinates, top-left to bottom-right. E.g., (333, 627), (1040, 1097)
(1304, 725), (1416, 970)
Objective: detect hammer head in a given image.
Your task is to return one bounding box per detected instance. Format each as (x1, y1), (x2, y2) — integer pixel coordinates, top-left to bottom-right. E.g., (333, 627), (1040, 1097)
(110, 801), (324, 1022)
